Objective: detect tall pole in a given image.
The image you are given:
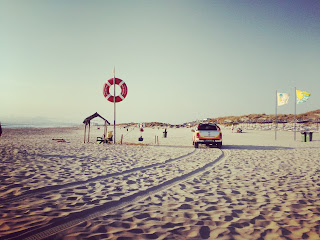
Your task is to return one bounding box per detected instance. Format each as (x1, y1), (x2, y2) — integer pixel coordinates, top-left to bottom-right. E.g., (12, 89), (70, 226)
(113, 67), (116, 144)
(275, 90), (277, 140)
(294, 87), (297, 141)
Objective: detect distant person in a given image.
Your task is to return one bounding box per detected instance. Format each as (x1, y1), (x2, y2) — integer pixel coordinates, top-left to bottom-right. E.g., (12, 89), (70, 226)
(0, 122), (2, 137)
(163, 128), (167, 138)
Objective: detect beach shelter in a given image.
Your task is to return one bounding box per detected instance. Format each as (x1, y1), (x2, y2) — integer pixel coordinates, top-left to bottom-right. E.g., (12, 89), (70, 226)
(83, 112), (110, 143)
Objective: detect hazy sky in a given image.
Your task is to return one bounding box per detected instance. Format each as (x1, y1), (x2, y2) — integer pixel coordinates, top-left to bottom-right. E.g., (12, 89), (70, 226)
(1, 0), (319, 124)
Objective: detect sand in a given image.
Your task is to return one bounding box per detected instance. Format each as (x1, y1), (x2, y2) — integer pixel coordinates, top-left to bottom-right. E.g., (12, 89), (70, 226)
(0, 126), (319, 239)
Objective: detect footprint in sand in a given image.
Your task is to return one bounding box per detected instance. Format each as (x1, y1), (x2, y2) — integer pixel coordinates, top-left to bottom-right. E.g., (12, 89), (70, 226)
(199, 226), (210, 239)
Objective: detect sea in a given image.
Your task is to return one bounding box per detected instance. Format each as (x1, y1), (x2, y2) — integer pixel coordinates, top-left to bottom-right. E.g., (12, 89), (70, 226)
(1, 122), (81, 129)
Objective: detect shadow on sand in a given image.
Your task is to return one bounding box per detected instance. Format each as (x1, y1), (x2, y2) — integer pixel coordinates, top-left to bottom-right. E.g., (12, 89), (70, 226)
(223, 145), (294, 150)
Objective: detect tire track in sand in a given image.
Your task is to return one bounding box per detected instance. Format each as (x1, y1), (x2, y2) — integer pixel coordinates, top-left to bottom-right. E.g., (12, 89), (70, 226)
(1, 147), (197, 205)
(5, 149), (230, 240)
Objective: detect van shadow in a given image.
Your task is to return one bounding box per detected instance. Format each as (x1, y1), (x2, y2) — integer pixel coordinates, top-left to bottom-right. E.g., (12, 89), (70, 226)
(223, 145), (294, 150)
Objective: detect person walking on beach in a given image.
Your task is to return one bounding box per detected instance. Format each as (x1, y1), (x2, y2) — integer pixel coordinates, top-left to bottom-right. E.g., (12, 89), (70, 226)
(0, 122), (2, 137)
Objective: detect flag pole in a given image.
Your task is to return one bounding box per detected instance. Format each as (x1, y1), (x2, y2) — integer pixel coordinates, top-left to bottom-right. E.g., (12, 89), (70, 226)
(275, 90), (277, 140)
(294, 87), (297, 140)
(113, 67), (116, 144)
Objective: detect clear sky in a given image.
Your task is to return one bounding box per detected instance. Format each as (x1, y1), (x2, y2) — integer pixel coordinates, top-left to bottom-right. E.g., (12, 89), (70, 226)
(1, 0), (319, 125)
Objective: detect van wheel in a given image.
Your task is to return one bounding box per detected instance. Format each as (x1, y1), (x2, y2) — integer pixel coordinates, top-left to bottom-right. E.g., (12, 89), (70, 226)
(217, 142), (222, 149)
(195, 142), (199, 148)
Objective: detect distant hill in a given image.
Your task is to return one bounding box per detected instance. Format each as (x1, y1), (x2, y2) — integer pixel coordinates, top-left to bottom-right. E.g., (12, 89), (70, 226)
(121, 109), (320, 128)
(208, 109), (320, 125)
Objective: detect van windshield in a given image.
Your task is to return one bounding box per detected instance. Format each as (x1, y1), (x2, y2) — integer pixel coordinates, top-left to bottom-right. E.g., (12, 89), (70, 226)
(198, 124), (217, 131)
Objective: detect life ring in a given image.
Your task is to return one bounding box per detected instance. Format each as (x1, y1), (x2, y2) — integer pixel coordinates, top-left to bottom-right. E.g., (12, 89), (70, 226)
(103, 78), (128, 103)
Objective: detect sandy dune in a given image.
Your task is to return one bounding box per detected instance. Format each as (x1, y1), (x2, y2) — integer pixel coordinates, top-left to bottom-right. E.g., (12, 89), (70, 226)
(0, 126), (319, 239)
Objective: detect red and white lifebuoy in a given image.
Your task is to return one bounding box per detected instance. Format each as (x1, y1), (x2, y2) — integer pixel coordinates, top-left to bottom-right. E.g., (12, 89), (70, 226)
(103, 78), (128, 103)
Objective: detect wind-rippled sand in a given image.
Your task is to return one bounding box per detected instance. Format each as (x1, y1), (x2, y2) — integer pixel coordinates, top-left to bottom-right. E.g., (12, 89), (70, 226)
(0, 126), (319, 239)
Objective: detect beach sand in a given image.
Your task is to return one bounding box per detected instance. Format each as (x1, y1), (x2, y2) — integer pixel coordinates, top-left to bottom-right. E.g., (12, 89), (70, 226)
(0, 126), (319, 239)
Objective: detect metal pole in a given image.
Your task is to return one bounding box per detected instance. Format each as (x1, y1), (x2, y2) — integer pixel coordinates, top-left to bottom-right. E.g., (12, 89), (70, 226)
(113, 67), (116, 144)
(294, 87), (297, 140)
(275, 90), (277, 140)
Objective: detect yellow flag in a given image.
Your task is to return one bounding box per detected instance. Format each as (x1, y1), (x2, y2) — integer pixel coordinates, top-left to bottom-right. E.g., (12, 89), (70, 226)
(296, 90), (311, 104)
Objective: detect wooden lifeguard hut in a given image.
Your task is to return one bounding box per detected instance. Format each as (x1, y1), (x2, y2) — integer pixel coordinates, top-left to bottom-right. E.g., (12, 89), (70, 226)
(83, 112), (110, 143)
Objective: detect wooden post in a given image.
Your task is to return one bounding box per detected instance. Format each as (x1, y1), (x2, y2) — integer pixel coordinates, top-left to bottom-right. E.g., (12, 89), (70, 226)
(104, 121), (107, 140)
(87, 122), (91, 143)
(84, 124), (87, 143)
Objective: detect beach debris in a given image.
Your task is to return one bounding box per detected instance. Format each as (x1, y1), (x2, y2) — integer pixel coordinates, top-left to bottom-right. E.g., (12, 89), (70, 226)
(138, 123), (145, 132)
(52, 138), (66, 142)
(138, 123), (145, 141)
